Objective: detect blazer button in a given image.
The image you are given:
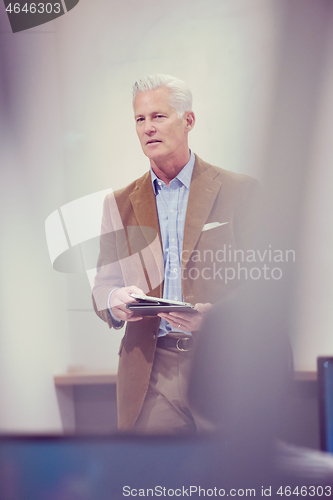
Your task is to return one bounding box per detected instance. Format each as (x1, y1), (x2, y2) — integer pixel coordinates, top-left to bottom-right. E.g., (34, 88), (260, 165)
(152, 333), (156, 340)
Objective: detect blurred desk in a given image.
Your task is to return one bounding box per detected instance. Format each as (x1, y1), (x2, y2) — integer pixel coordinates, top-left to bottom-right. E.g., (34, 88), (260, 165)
(54, 370), (320, 447)
(54, 371), (117, 386)
(54, 370), (316, 386)
(294, 371), (317, 381)
(54, 370), (117, 434)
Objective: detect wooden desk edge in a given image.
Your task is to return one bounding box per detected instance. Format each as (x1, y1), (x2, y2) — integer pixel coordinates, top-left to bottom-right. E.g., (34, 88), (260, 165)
(54, 370), (317, 386)
(54, 372), (117, 386)
(294, 370), (317, 382)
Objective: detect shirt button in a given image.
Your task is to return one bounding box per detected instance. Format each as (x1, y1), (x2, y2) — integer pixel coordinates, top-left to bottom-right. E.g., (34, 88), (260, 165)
(174, 296), (178, 301)
(158, 182), (162, 186)
(171, 238), (175, 243)
(170, 209), (174, 213)
(173, 268), (177, 272)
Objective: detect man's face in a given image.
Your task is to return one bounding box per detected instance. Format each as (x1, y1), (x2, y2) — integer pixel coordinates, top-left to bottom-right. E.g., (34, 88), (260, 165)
(133, 87), (192, 165)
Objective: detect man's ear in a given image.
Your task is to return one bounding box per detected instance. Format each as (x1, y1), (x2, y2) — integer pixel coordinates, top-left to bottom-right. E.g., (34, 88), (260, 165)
(184, 111), (195, 131)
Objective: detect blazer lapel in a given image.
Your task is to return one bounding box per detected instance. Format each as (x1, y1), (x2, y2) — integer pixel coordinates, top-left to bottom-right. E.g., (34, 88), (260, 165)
(129, 173), (163, 296)
(182, 156), (222, 268)
(129, 173), (160, 234)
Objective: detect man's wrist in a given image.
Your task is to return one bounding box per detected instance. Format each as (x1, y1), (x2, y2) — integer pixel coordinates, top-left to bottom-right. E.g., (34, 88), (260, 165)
(108, 289), (125, 330)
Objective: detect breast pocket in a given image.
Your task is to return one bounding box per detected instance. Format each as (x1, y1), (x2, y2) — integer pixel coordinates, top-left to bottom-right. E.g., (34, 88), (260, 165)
(198, 221), (236, 261)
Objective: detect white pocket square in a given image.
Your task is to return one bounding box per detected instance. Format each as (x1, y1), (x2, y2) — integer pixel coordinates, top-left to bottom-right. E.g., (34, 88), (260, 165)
(202, 221), (229, 232)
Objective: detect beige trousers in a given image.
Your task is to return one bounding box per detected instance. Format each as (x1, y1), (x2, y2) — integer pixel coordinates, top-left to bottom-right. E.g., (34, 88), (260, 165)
(132, 345), (214, 435)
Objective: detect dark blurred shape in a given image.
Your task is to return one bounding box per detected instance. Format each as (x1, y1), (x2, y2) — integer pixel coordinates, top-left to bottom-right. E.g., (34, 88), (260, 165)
(188, 281), (333, 491)
(64, 0), (79, 12)
(3, 0), (81, 33)
(317, 357), (333, 453)
(189, 283), (291, 433)
(3, 1), (65, 33)
(0, 434), (259, 500)
(189, 281), (291, 484)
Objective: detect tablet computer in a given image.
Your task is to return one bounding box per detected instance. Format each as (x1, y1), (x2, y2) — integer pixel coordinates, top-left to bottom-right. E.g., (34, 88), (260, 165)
(126, 294), (197, 316)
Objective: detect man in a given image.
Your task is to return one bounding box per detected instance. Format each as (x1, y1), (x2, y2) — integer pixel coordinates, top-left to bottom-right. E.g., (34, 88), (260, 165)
(93, 74), (261, 433)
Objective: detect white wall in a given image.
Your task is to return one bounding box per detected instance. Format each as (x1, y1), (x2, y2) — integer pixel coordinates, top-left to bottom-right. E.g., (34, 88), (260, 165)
(0, 21), (70, 431)
(293, 17), (333, 370)
(0, 0), (333, 432)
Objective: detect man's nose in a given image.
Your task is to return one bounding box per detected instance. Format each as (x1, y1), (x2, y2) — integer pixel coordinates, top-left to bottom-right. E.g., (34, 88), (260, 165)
(144, 119), (156, 134)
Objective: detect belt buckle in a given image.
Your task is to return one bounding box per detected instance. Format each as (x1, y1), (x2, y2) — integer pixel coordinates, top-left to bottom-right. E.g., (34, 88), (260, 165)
(176, 337), (191, 352)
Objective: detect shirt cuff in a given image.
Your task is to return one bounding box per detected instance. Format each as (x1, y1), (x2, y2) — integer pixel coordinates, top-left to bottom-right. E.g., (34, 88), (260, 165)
(108, 289), (125, 330)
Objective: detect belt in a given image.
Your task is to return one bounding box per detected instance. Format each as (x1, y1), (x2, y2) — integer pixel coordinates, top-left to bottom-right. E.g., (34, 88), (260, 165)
(156, 335), (194, 352)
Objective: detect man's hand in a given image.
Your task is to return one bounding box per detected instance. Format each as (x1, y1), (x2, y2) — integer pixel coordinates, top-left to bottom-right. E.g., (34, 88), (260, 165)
(158, 302), (212, 332)
(110, 286), (145, 322)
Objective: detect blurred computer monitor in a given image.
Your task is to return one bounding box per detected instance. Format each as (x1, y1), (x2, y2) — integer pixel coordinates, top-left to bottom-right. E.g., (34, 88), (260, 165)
(0, 434), (221, 500)
(317, 357), (333, 452)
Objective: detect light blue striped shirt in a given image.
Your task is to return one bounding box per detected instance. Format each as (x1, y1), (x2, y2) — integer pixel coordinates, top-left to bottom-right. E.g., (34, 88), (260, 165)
(151, 150), (195, 336)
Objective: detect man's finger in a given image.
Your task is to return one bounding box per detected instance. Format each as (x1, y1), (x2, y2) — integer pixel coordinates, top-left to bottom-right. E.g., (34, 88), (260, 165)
(194, 302), (213, 313)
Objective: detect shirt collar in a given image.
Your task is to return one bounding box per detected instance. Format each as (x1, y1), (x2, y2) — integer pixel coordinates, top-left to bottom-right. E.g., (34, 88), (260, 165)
(150, 150), (195, 195)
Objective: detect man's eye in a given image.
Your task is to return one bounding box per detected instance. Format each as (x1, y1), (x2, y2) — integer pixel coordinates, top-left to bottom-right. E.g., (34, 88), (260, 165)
(136, 117), (144, 123)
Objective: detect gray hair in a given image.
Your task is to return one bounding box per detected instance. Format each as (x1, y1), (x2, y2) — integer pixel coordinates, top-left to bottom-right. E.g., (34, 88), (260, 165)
(132, 74), (193, 117)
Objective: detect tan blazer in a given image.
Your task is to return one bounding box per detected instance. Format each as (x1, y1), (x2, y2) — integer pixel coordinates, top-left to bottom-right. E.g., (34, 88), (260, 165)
(93, 155), (261, 430)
